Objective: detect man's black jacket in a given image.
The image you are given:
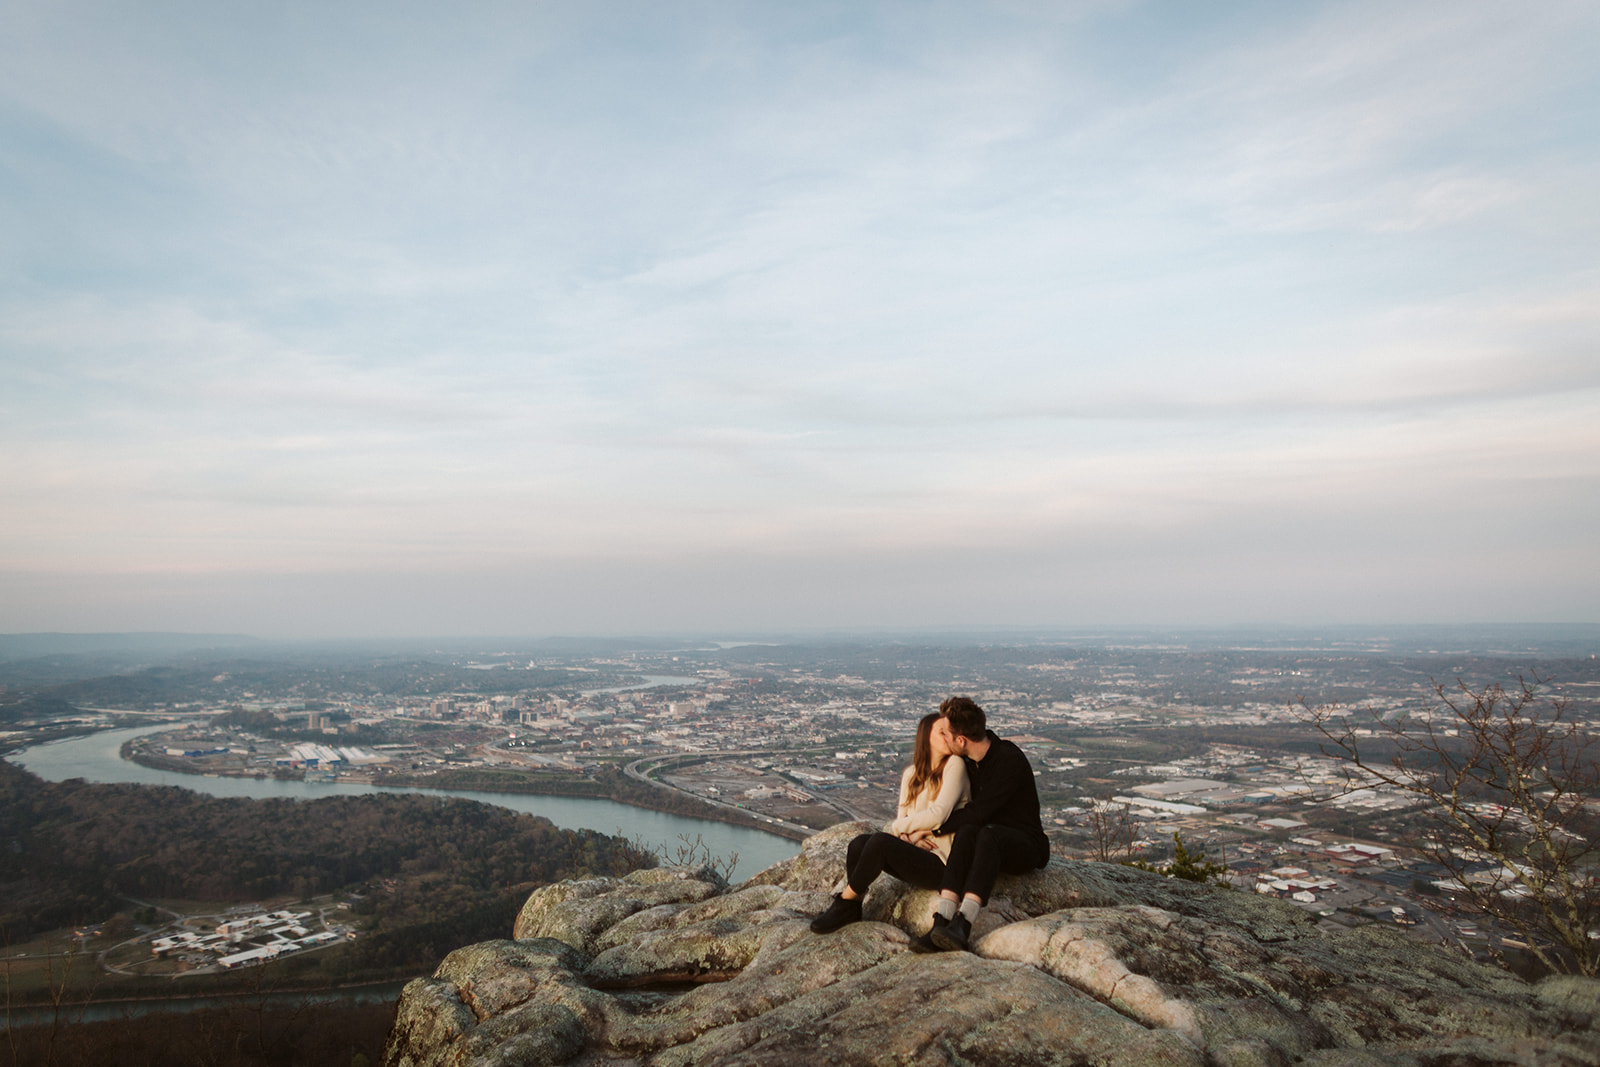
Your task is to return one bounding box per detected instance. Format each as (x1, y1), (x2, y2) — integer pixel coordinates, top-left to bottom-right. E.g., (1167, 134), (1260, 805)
(937, 730), (1050, 866)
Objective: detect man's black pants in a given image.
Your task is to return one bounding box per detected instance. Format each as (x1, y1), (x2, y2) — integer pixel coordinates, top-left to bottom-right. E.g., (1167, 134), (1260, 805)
(939, 823), (1042, 904)
(845, 832), (946, 896)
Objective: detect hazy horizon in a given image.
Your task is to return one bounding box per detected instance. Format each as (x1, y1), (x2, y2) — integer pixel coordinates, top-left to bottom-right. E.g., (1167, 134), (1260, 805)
(4, 2), (1597, 638)
(5, 622), (1598, 660)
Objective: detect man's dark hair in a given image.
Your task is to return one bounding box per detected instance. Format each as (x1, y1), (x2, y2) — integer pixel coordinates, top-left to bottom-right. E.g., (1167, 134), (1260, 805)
(939, 696), (986, 741)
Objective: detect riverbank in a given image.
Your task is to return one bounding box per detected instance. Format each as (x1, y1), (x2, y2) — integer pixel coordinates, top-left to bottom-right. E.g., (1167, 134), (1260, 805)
(125, 746), (812, 842)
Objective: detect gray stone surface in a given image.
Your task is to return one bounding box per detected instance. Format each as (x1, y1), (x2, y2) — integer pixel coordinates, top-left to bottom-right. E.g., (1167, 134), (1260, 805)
(384, 827), (1600, 1067)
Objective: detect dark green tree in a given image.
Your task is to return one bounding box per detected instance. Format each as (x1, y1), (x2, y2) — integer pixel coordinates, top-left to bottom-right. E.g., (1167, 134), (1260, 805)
(1126, 833), (1229, 886)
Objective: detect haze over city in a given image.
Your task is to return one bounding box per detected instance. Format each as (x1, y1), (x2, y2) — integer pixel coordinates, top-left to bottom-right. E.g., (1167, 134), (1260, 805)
(3, 1), (1597, 638)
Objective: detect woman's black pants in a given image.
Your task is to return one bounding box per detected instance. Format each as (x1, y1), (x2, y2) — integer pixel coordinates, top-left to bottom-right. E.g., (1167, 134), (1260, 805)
(844, 832), (946, 896)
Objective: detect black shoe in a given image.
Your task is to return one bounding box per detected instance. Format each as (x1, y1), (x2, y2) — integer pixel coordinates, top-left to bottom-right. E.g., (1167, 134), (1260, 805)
(810, 894), (862, 934)
(909, 913), (948, 953)
(930, 913), (971, 952)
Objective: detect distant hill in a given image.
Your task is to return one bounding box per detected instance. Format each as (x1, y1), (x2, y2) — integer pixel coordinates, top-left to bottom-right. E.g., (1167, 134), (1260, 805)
(0, 633), (266, 690)
(0, 632), (261, 661)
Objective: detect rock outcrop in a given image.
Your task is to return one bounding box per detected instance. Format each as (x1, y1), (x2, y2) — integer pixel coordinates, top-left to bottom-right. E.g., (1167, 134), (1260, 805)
(383, 821), (1600, 1067)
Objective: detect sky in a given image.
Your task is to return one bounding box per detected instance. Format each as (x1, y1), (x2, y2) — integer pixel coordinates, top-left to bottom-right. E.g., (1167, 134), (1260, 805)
(2, 0), (1598, 638)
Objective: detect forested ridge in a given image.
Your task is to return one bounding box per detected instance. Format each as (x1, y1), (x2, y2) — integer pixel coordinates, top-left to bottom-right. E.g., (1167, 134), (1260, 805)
(0, 760), (654, 950)
(1, 652), (638, 707)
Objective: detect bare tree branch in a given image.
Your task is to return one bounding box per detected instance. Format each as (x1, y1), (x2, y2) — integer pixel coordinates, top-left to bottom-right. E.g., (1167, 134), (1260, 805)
(1299, 677), (1600, 976)
(1085, 795), (1138, 864)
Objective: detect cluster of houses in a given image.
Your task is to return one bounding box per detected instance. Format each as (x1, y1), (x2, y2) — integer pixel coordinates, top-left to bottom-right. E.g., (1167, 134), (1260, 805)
(1255, 865), (1342, 902)
(1250, 839), (1396, 901)
(149, 910), (345, 969)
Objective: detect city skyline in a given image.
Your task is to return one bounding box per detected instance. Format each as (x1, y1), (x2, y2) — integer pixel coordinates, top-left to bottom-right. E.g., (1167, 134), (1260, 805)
(3, 2), (1597, 637)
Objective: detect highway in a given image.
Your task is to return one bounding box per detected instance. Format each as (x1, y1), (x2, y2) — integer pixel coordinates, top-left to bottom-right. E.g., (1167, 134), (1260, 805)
(622, 751), (854, 837)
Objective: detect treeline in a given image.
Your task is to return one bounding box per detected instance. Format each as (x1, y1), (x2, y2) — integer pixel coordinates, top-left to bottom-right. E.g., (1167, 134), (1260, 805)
(17, 653), (636, 710)
(0, 761), (654, 945)
(211, 707), (397, 745)
(0, 693), (76, 724)
(6, 997), (396, 1067)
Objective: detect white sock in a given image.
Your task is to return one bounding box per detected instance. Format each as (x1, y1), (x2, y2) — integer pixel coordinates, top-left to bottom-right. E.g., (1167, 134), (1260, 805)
(936, 898), (957, 921)
(959, 898), (981, 923)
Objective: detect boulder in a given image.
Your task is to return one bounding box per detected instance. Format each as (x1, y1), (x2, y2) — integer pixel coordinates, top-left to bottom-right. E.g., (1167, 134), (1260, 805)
(384, 827), (1600, 1067)
(511, 866), (724, 955)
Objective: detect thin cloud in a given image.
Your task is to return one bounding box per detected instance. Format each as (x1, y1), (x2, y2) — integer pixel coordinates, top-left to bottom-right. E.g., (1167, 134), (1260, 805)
(1, 1), (1597, 633)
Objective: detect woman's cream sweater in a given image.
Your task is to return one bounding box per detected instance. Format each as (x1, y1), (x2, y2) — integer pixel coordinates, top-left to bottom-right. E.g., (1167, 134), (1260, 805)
(886, 757), (970, 862)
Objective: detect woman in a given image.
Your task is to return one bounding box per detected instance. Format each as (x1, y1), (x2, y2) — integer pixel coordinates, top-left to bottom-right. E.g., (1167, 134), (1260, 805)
(810, 712), (970, 933)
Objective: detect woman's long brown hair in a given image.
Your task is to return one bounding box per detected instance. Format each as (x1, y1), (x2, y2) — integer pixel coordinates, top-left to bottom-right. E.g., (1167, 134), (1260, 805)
(905, 712), (948, 804)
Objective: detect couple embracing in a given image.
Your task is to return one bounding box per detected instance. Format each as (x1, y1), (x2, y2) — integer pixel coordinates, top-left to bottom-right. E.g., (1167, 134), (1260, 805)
(810, 696), (1050, 952)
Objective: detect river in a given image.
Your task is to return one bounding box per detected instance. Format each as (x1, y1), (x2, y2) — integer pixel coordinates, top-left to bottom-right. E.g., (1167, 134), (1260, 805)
(7, 725), (798, 882)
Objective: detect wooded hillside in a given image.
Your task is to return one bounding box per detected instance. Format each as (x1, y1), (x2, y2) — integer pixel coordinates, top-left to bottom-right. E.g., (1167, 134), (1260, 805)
(0, 761), (654, 947)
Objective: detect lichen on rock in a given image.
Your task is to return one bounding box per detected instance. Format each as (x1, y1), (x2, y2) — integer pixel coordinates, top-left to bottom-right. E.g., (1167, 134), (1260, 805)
(383, 825), (1600, 1067)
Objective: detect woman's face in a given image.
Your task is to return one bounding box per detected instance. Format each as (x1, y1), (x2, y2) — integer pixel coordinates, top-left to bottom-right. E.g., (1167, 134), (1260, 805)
(928, 718), (953, 759)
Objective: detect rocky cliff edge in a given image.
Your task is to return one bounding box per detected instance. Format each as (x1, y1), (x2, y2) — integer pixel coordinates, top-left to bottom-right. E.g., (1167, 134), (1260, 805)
(382, 821), (1600, 1067)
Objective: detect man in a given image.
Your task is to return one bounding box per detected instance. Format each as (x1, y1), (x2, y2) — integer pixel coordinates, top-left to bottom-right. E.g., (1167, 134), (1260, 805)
(913, 696), (1050, 953)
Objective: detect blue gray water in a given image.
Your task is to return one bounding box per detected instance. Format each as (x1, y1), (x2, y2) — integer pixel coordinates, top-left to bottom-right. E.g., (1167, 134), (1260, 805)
(8, 724), (798, 882)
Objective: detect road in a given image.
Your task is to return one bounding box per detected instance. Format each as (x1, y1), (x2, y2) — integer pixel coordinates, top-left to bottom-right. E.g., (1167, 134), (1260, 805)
(466, 737), (864, 837)
(622, 752), (831, 837)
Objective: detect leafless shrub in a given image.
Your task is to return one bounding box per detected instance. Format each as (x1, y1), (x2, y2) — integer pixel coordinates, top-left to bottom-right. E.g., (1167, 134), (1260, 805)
(1300, 677), (1600, 976)
(1085, 795), (1139, 864)
(613, 829), (740, 883)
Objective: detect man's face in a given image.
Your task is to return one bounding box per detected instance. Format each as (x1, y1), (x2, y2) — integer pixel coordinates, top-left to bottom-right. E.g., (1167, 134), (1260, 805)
(935, 717), (966, 757)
